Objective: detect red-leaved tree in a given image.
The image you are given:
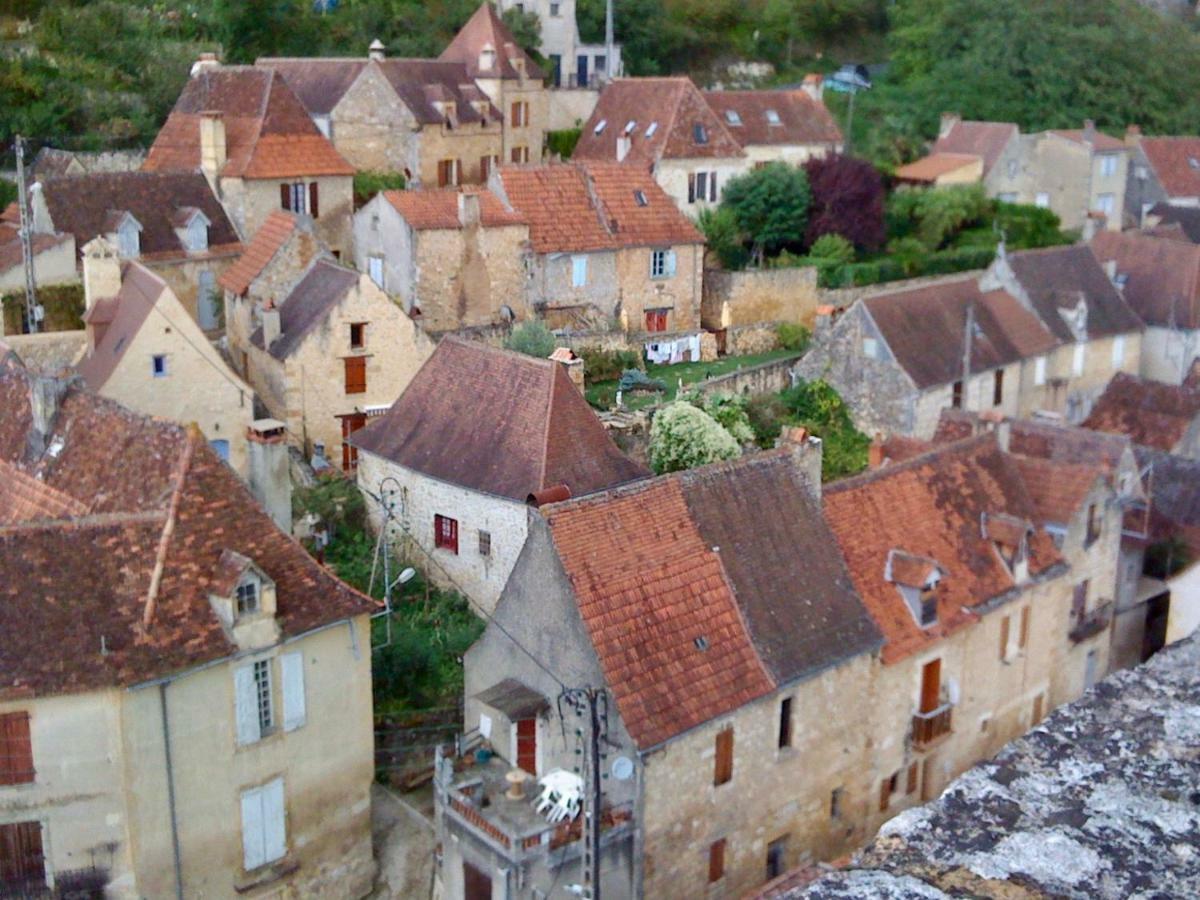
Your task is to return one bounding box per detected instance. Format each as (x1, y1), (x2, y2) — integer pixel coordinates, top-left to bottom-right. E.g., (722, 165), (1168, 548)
(802, 154), (886, 252)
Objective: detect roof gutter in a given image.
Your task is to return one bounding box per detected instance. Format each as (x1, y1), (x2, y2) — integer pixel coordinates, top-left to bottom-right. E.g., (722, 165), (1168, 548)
(159, 682), (185, 900)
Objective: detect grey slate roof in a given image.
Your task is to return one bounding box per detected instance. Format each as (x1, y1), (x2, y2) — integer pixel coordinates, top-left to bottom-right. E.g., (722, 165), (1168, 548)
(250, 259), (359, 360)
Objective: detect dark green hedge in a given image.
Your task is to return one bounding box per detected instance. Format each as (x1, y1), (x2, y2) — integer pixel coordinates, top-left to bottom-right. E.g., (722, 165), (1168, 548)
(2, 283), (85, 334)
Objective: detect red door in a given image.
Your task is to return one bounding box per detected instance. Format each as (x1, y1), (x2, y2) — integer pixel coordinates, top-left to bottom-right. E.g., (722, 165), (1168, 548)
(463, 860), (492, 900)
(340, 412), (368, 470)
(516, 718), (537, 774)
(919, 658), (941, 714)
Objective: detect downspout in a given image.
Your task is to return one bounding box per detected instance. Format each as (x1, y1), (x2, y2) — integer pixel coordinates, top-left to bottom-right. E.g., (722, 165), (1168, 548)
(159, 682), (185, 900)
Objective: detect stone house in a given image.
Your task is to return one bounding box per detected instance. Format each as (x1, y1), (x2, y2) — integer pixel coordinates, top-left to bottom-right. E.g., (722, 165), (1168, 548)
(0, 352), (377, 898)
(1083, 365), (1200, 458)
(795, 276), (1058, 439)
(1124, 131), (1200, 226)
(573, 77), (747, 212)
(703, 86), (842, 167)
(1090, 229), (1200, 383)
(351, 337), (645, 614)
(28, 171), (242, 331)
(492, 161), (705, 334)
(144, 61), (356, 259)
(442, 445), (883, 899)
(0, 231), (74, 300)
(493, 0), (621, 88)
(28, 147), (146, 181)
(231, 258), (433, 469)
(352, 188), (530, 332)
(74, 240), (254, 475)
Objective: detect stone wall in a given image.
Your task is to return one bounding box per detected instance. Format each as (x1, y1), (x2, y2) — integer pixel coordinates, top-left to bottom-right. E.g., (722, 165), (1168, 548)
(692, 353), (800, 400)
(703, 265), (821, 330)
(725, 323), (780, 356)
(656, 156), (749, 213)
(547, 88), (600, 132)
(817, 269), (989, 313)
(615, 243), (703, 335)
(329, 65), (422, 175)
(225, 175), (354, 260)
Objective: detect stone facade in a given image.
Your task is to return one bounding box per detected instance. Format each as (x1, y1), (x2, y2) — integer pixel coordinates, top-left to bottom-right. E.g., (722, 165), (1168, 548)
(220, 174), (354, 260)
(656, 156), (749, 213)
(0, 236), (76, 296)
(702, 266), (821, 330)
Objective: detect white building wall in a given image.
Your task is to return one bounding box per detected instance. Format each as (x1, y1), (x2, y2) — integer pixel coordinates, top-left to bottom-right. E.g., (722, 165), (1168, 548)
(1140, 325), (1200, 385)
(654, 157), (750, 214)
(1166, 562), (1200, 645)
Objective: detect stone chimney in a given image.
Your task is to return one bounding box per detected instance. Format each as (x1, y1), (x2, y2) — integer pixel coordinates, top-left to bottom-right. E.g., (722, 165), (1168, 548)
(191, 52), (220, 77)
(261, 300), (281, 349)
(368, 38), (385, 61)
(800, 73), (824, 103)
(82, 237), (122, 311)
(939, 112), (961, 139)
(616, 136), (632, 162)
(27, 373), (70, 459)
(458, 192), (481, 228)
(1125, 124), (1142, 146)
(548, 347), (585, 392)
(199, 111), (226, 181)
(776, 425), (823, 501)
(868, 433), (886, 469)
(1083, 119), (1097, 148)
(247, 419), (292, 532)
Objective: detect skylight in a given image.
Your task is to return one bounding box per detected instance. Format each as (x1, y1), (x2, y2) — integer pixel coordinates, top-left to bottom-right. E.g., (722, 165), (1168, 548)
(1190, 157), (1200, 170)
(594, 119), (607, 135)
(766, 109), (781, 125)
(725, 110), (742, 126)
(645, 121), (658, 138)
(634, 190), (648, 207)
(624, 120), (636, 135)
(693, 123), (708, 145)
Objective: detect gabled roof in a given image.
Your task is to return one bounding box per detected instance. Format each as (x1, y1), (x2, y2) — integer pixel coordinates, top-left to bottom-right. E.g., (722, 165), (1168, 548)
(1146, 202), (1200, 244)
(573, 78), (745, 165)
(1004, 244), (1144, 342)
(75, 263), (169, 390)
(351, 337), (647, 501)
(542, 451), (880, 749)
(862, 278), (1057, 389)
(144, 66), (353, 179)
(0, 354), (374, 698)
(933, 120), (1018, 177)
(439, 2), (543, 80)
(385, 187), (525, 231)
(703, 90), (841, 148)
(1011, 454), (1107, 528)
(1090, 230), (1200, 330)
(249, 259), (360, 360)
(255, 58), (366, 116)
(0, 233), (71, 277)
(218, 210), (299, 296)
(1134, 446), (1200, 555)
(1083, 370), (1200, 452)
(893, 152), (981, 183)
(37, 171), (241, 263)
(824, 435), (1062, 664)
(495, 162), (703, 254)
(1048, 128), (1125, 152)
(1137, 136), (1200, 199)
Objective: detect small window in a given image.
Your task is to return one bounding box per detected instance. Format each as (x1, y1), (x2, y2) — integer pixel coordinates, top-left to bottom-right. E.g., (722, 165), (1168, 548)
(830, 787), (843, 819)
(438, 159), (461, 187)
(993, 369), (1004, 406)
(367, 257), (384, 289)
(186, 216), (209, 252)
(1100, 155), (1117, 178)
(253, 659), (274, 734)
(645, 309), (669, 332)
(478, 530), (491, 557)
(1189, 157), (1200, 171)
(951, 380), (963, 409)
(118, 220), (140, 258)
(1086, 503), (1101, 546)
(918, 587), (938, 627)
(1018, 606), (1030, 649)
(593, 119), (607, 135)
(634, 190), (648, 207)
(777, 696), (793, 749)
(350, 322), (366, 350)
(708, 838), (726, 883)
(511, 145), (529, 164)
(1111, 335), (1125, 368)
(1096, 193), (1115, 216)
(724, 110), (742, 126)
(693, 123), (708, 145)
(650, 249), (674, 278)
(1034, 356), (1047, 386)
(624, 120), (636, 135)
(999, 614), (1011, 660)
(863, 337), (878, 359)
(693, 634), (709, 651)
(550, 2), (561, 14)
(766, 835), (788, 880)
(1035, 192), (1050, 208)
(765, 109), (781, 125)
(152, 354), (168, 378)
(435, 514), (459, 554)
(714, 726), (733, 785)
(236, 579), (259, 616)
(571, 255), (588, 287)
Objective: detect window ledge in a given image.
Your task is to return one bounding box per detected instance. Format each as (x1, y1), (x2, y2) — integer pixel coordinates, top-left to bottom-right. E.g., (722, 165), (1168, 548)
(235, 858), (299, 894)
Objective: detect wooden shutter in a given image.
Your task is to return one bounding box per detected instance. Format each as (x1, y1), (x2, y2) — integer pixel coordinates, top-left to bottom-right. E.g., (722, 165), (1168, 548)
(480, 155), (491, 180)
(709, 171), (718, 202)
(687, 172), (696, 203)
(665, 249), (677, 277)
(0, 712), (33, 785)
(0, 821), (44, 885)
(280, 183), (291, 210)
(708, 838), (725, 883)
(1032, 693), (1044, 724)
(262, 778), (287, 864)
(999, 616), (1010, 659)
(1019, 606), (1030, 648)
(235, 665), (260, 746)
(878, 777), (891, 811)
(713, 727), (733, 785)
(345, 356), (367, 394)
(919, 658), (941, 713)
(516, 718), (537, 773)
(464, 861), (492, 900)
(241, 785), (266, 870)
(308, 182), (319, 219)
(906, 762), (919, 794)
(282, 652), (306, 732)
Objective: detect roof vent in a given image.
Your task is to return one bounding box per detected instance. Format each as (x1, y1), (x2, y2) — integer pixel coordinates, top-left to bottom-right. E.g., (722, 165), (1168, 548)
(693, 636), (709, 651)
(624, 120), (636, 135)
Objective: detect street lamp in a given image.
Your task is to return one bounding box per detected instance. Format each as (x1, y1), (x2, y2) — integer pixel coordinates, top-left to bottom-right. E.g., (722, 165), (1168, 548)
(826, 64), (872, 155)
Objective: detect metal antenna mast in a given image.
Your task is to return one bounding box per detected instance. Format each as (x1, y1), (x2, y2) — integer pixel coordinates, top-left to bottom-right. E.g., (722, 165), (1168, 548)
(15, 135), (39, 334)
(562, 686), (608, 899)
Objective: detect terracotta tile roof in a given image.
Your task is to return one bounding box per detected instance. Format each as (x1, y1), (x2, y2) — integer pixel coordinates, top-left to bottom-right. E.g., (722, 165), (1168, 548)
(933, 120), (1018, 177)
(574, 77), (745, 165)
(439, 2), (543, 81)
(1137, 137), (1200, 199)
(1050, 129), (1126, 152)
(893, 152), (981, 183)
(0, 232), (71, 276)
(384, 187), (524, 230)
(0, 355), (375, 698)
(1134, 446), (1200, 555)
(218, 210), (298, 295)
(37, 171), (241, 264)
(0, 461), (88, 524)
(1083, 371), (1200, 452)
(496, 162), (703, 253)
(863, 279), (1057, 389)
(1146, 202), (1200, 243)
(75, 263), (169, 391)
(1001, 416), (1134, 475)
(1090, 230), (1200, 329)
(1011, 455), (1105, 527)
(824, 435), (1062, 664)
(255, 58), (366, 115)
(144, 67), (353, 179)
(1005, 244), (1145, 342)
(351, 337), (647, 501)
(703, 90), (841, 149)
(249, 259), (361, 360)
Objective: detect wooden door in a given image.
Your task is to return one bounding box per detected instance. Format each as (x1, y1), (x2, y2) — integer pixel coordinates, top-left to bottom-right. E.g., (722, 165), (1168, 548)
(919, 658), (941, 714)
(516, 718), (537, 774)
(463, 860), (492, 900)
(0, 821), (45, 888)
(340, 413), (367, 471)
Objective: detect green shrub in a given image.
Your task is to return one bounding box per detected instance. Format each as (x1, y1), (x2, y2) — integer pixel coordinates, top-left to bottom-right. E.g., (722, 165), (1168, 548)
(775, 323), (811, 353)
(696, 205), (749, 270)
(547, 128), (581, 159)
(580, 346), (643, 383)
(505, 320), (556, 358)
(683, 390), (756, 445)
(353, 170), (407, 208)
(648, 401), (741, 474)
(747, 393), (788, 447)
(808, 233), (855, 265)
(777, 378), (870, 481)
(618, 368), (666, 393)
(0, 178), (15, 210)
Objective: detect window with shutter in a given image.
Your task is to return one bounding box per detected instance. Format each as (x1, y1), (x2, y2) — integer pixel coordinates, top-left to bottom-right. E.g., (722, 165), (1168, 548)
(666, 249), (677, 277)
(235, 664), (261, 745)
(999, 615), (1011, 660)
(709, 172), (718, 203)
(241, 786), (266, 870)
(280, 184), (291, 211)
(571, 255), (588, 287)
(434, 514), (459, 553)
(345, 356), (367, 394)
(241, 778), (286, 870)
(309, 182), (319, 218)
(0, 821), (45, 888)
(713, 727), (733, 786)
(777, 696), (793, 749)
(282, 652), (306, 732)
(707, 838), (725, 883)
(1019, 606), (1030, 649)
(0, 712), (34, 785)
(687, 172), (696, 204)
(696, 172), (708, 203)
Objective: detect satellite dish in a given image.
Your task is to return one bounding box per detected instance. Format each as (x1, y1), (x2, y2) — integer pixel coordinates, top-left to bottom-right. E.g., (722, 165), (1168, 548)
(611, 756), (634, 781)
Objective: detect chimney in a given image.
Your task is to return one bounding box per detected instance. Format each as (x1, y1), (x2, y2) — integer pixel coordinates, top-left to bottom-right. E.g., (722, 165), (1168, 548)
(262, 300), (281, 349)
(190, 52), (219, 77)
(868, 433), (886, 469)
(247, 419), (292, 532)
(800, 73), (824, 103)
(1125, 124), (1141, 146)
(1104, 259), (1118, 280)
(199, 111), (226, 181)
(939, 112), (961, 139)
(82, 237), (122, 311)
(616, 136), (631, 162)
(458, 192), (481, 227)
(548, 347), (585, 391)
(368, 38), (385, 61)
(1083, 119), (1096, 147)
(27, 373), (70, 458)
(776, 426), (823, 501)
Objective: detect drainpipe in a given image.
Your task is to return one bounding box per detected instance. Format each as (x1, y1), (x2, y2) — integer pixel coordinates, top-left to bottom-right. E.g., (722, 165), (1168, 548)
(159, 682), (185, 900)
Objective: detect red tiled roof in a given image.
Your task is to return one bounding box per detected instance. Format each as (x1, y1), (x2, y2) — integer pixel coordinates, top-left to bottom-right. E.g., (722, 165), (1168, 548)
(893, 152), (981, 183)
(703, 90), (841, 148)
(1090, 230), (1200, 330)
(496, 162), (703, 253)
(0, 232), (71, 276)
(1050, 129), (1126, 152)
(573, 77), (745, 165)
(933, 120), (1018, 177)
(1137, 137), (1200, 199)
(1011, 455), (1105, 528)
(218, 210), (298, 295)
(439, 2), (544, 81)
(0, 461), (88, 524)
(351, 337), (647, 501)
(385, 188), (525, 230)
(144, 67), (353, 179)
(824, 435), (1062, 664)
(1083, 372), (1200, 452)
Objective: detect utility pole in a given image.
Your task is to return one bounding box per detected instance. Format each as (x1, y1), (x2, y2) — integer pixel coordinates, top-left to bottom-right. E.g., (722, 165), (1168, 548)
(563, 685), (608, 900)
(604, 0), (614, 82)
(15, 135), (39, 334)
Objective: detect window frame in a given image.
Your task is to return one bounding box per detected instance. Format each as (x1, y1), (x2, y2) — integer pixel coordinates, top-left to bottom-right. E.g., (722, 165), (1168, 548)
(713, 726), (734, 786)
(0, 711), (35, 786)
(777, 696), (793, 749)
(434, 514), (459, 554)
(571, 255), (588, 288)
(253, 659), (275, 736)
(349, 322), (367, 350)
(344, 355), (367, 395)
(478, 529), (491, 557)
(236, 579), (260, 616)
(993, 368), (1004, 406)
(152, 354), (168, 378)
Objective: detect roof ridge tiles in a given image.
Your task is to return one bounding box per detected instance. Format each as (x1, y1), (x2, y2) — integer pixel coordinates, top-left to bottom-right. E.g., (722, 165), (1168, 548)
(825, 432), (999, 494)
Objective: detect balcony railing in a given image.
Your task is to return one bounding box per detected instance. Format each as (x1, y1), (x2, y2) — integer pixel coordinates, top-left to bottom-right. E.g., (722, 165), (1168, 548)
(912, 702), (953, 747)
(1069, 601), (1114, 644)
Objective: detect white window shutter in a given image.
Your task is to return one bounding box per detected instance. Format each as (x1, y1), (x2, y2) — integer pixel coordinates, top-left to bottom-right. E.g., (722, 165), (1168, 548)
(235, 664), (260, 745)
(666, 250), (677, 277)
(282, 652), (306, 732)
(241, 787), (266, 870)
(263, 778), (287, 864)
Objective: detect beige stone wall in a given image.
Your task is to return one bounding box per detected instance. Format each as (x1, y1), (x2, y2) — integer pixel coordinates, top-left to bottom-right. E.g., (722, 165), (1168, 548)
(742, 143), (840, 168)
(150, 253), (239, 333)
(1015, 332), (1142, 423)
(329, 65), (421, 174)
(121, 617), (376, 899)
(0, 239), (77, 295)
(655, 156), (749, 213)
(615, 243), (703, 335)
(224, 176), (354, 260)
(547, 88), (599, 132)
(702, 266), (820, 330)
(640, 655), (878, 899)
(411, 122), (505, 188)
(474, 75), (549, 166)
(410, 224), (531, 332)
(910, 361), (1022, 440)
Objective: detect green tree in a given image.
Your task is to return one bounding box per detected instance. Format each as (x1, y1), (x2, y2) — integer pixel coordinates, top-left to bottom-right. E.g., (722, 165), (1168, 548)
(648, 401), (741, 474)
(808, 234), (855, 265)
(682, 391), (756, 445)
(504, 320), (556, 358)
(501, 7), (541, 55)
(720, 163), (811, 265)
(695, 206), (748, 270)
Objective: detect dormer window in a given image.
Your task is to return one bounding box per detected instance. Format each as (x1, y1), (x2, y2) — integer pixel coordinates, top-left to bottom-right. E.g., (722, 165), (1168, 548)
(117, 215), (142, 258)
(185, 216), (209, 252)
(236, 578), (260, 616)
(983, 513), (1033, 582)
(634, 190), (648, 207)
(479, 45), (496, 71)
(594, 119), (607, 135)
(693, 123), (708, 145)
(886, 550), (943, 629)
(918, 586), (938, 627)
(766, 109), (781, 125)
(624, 120), (637, 135)
(724, 110), (742, 126)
